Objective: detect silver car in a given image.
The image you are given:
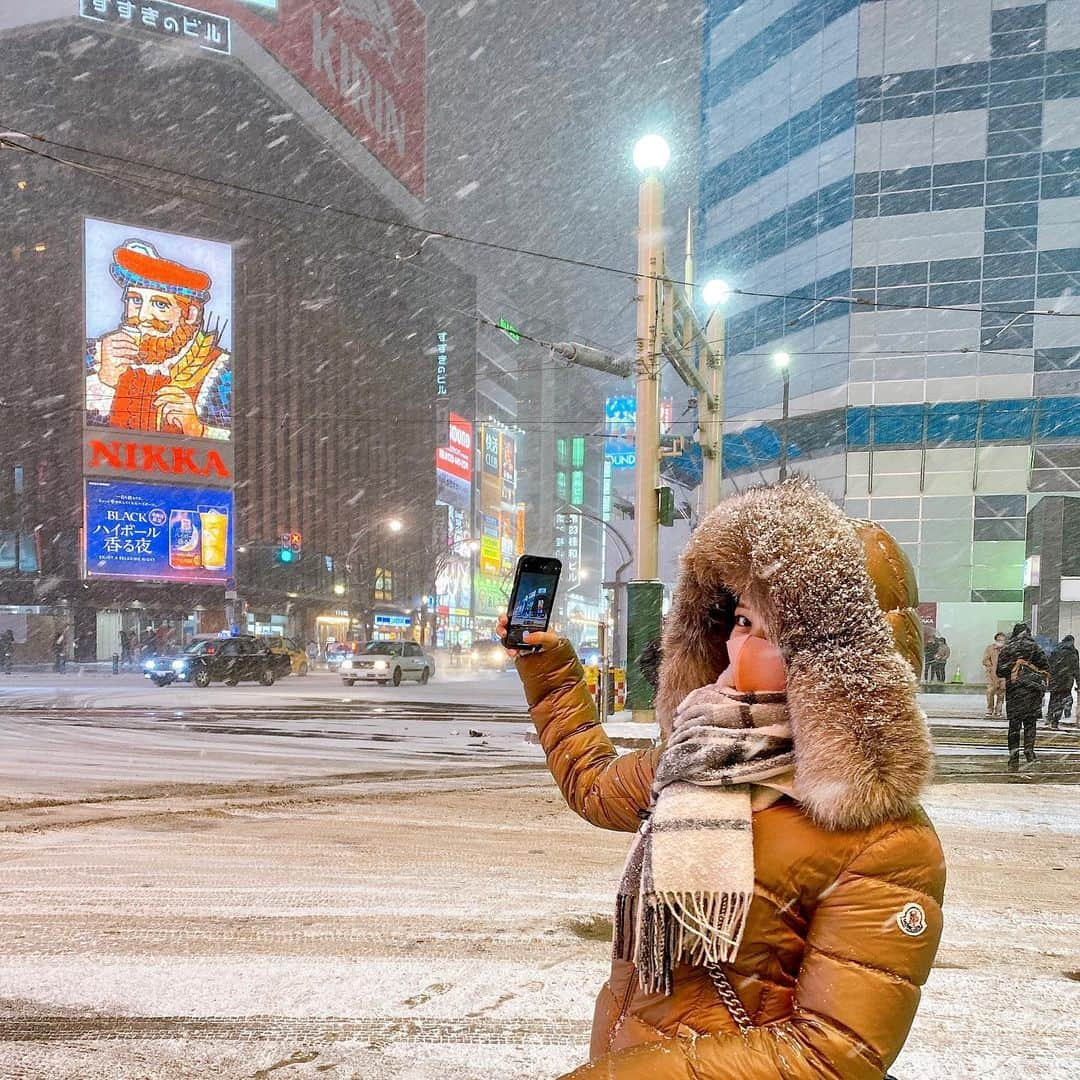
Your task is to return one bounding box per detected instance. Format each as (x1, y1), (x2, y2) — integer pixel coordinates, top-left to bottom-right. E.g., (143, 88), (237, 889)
(340, 641), (435, 686)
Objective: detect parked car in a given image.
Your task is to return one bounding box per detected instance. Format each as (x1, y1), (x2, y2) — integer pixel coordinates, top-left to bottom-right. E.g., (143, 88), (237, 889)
(340, 641), (435, 686)
(468, 638), (513, 670)
(143, 635), (291, 688)
(260, 635), (309, 676)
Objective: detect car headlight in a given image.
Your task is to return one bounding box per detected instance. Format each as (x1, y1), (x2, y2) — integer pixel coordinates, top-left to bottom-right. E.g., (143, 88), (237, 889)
(341, 660), (352, 670)
(172, 659), (187, 671)
(373, 660), (389, 670)
(144, 660), (156, 670)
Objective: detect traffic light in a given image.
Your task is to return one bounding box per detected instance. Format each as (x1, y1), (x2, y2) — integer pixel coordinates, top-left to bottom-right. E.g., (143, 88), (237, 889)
(277, 532), (301, 564)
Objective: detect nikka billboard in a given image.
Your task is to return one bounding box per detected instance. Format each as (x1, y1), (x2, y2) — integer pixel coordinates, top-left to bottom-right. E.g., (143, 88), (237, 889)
(206, 0), (427, 196)
(82, 218), (236, 581)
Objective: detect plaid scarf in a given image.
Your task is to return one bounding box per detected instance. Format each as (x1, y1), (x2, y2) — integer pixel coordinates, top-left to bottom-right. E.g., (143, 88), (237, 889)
(614, 686), (794, 995)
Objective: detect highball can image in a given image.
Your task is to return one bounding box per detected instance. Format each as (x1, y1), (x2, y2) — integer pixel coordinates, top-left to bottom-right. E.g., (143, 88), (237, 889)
(169, 510), (202, 571)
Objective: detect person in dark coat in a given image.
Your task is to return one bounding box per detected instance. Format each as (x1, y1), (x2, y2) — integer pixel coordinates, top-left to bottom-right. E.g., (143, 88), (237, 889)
(1047, 635), (1079, 729)
(932, 636), (950, 683)
(923, 635), (939, 682)
(997, 623), (1050, 771)
(1, 628), (14, 674)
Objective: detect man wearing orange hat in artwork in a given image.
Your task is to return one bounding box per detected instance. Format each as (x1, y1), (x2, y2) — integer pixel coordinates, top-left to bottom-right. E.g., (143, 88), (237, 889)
(85, 240), (231, 441)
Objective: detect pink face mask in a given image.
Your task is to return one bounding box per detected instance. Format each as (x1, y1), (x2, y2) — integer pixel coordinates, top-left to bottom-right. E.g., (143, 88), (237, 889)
(726, 633), (787, 693)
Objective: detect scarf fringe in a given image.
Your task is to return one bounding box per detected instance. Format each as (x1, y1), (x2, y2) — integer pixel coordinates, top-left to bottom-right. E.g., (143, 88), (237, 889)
(623, 891), (751, 994)
(614, 688), (794, 998)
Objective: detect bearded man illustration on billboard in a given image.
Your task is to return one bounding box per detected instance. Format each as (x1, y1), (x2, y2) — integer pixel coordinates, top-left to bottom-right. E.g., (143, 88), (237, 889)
(85, 227), (231, 441)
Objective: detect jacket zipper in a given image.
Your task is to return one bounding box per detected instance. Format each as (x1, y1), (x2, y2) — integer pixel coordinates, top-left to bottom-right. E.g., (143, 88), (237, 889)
(611, 971), (637, 1048)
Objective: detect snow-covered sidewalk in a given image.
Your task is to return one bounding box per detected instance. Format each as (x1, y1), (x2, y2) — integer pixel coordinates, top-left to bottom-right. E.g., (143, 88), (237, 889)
(0, 770), (1076, 1079)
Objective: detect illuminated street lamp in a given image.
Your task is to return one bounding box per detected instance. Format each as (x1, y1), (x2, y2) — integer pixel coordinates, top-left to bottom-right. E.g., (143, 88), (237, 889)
(387, 518), (404, 534)
(702, 278), (731, 308)
(632, 133), (670, 174)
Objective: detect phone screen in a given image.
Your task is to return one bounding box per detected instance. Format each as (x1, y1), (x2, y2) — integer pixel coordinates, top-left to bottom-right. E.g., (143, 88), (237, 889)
(506, 556), (561, 648)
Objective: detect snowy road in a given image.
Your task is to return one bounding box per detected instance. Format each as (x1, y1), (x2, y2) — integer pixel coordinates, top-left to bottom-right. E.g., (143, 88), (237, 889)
(0, 699), (541, 803)
(1, 690), (1078, 804)
(0, 676), (1076, 1078)
(0, 767), (1076, 1079)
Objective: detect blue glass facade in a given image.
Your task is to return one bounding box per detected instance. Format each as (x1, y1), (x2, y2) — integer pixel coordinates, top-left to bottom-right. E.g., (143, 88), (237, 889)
(700, 0), (1080, 652)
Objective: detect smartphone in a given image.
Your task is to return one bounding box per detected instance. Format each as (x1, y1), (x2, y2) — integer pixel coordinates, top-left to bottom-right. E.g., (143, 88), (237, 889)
(504, 554), (562, 651)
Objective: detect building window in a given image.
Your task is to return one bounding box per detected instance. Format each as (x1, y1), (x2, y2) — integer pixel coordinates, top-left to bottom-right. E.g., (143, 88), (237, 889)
(572, 437), (585, 468)
(973, 494), (1027, 541)
(556, 439), (568, 466)
(556, 470), (568, 502)
(374, 567), (393, 602)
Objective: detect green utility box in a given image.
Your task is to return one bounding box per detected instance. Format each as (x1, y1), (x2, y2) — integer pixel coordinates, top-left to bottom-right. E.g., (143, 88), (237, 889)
(626, 579), (664, 711)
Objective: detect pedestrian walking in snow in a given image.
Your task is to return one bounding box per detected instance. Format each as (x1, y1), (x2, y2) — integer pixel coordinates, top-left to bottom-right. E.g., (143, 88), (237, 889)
(52, 628), (67, 673)
(997, 623), (1049, 771)
(0, 628), (14, 674)
(982, 632), (1007, 717)
(932, 636), (950, 683)
(501, 479), (942, 1079)
(119, 630), (134, 669)
(1046, 635), (1079, 729)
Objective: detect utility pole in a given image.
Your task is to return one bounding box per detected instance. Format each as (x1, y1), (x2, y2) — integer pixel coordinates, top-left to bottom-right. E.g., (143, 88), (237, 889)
(552, 136), (729, 723)
(701, 305), (725, 514)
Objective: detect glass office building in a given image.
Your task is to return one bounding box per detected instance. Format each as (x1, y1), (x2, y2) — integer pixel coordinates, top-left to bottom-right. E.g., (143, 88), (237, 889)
(700, 0), (1080, 680)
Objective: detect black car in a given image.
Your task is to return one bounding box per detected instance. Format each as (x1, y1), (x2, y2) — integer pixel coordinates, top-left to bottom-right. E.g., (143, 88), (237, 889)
(143, 635), (291, 688)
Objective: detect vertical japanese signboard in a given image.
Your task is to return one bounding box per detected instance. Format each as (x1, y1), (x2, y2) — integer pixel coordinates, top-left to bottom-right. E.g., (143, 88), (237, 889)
(434, 413), (473, 618)
(474, 422), (518, 617)
(555, 511), (582, 591)
(82, 218), (234, 582)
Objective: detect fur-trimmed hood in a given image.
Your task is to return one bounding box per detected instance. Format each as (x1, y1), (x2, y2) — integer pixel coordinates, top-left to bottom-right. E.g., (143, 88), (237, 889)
(656, 478), (933, 831)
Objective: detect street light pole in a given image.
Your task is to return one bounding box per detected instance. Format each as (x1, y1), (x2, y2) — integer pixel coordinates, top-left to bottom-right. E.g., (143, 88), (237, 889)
(633, 138), (666, 585)
(626, 134), (669, 724)
(774, 351), (791, 481)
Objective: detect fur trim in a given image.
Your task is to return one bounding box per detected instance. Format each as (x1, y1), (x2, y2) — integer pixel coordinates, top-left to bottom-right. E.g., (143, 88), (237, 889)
(656, 477), (933, 831)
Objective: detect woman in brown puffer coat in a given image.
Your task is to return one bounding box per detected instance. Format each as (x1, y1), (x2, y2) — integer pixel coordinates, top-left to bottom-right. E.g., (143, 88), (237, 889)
(502, 479), (945, 1079)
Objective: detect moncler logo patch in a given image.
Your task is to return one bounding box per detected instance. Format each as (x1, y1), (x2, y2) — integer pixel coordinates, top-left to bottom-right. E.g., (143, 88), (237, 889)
(896, 902), (927, 937)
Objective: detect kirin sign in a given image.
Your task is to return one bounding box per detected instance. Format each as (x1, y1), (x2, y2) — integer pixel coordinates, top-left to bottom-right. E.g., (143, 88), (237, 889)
(209, 0), (427, 196)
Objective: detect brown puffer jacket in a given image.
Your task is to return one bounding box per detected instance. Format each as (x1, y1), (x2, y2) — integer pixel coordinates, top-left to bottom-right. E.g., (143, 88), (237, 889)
(517, 480), (945, 1079)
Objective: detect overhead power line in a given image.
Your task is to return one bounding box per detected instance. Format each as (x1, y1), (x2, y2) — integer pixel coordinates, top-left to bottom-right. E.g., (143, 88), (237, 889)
(4, 127), (1078, 323)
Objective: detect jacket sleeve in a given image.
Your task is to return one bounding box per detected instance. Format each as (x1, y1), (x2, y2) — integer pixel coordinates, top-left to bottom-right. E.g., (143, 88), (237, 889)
(560, 821), (946, 1079)
(516, 641), (659, 832)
